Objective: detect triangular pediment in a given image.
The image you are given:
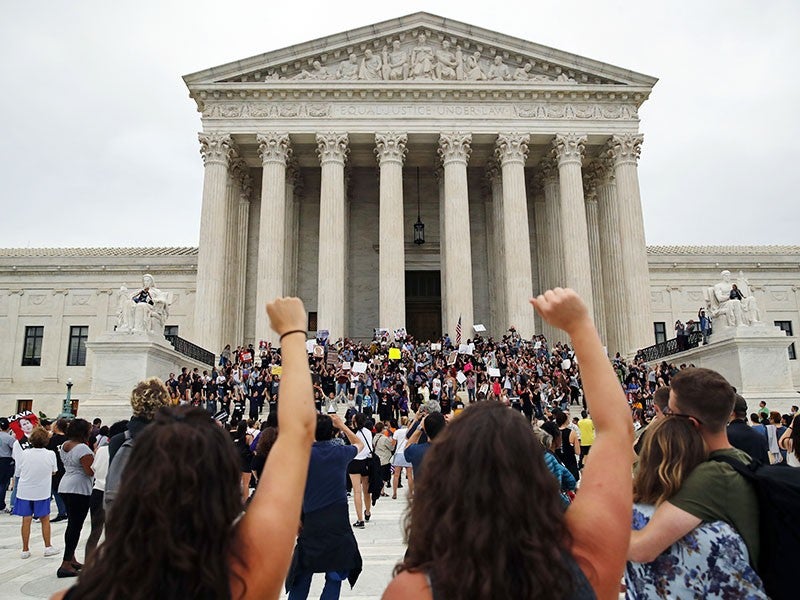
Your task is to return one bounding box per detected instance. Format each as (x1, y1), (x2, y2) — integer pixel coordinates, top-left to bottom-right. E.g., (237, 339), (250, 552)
(183, 13), (657, 90)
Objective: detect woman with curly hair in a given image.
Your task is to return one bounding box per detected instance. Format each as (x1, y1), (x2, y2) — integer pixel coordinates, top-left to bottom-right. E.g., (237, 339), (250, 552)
(383, 288), (635, 599)
(51, 297), (317, 600)
(625, 416), (767, 598)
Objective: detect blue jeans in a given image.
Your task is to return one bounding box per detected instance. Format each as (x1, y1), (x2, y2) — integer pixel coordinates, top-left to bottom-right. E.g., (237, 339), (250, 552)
(288, 571), (344, 600)
(0, 458), (12, 510)
(53, 490), (67, 516)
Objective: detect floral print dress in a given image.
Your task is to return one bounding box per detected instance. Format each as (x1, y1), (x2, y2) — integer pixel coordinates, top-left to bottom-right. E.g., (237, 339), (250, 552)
(625, 504), (767, 599)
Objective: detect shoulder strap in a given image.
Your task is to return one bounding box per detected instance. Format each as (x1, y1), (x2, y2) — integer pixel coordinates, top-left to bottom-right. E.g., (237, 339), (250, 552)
(710, 454), (758, 481)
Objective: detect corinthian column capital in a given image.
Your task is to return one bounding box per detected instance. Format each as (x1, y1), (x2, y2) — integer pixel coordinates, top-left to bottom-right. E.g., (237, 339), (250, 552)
(438, 132), (472, 166)
(257, 133), (292, 166)
(552, 133), (587, 166)
(374, 132), (408, 166)
(316, 132), (349, 165)
(198, 133), (235, 167)
(606, 133), (643, 166)
(494, 132), (530, 166)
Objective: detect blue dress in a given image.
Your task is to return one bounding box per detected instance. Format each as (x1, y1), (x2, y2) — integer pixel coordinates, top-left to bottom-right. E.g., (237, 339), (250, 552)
(625, 504), (767, 599)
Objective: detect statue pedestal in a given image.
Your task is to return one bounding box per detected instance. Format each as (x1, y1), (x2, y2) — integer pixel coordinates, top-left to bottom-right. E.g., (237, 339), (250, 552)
(667, 324), (797, 414)
(82, 332), (210, 422)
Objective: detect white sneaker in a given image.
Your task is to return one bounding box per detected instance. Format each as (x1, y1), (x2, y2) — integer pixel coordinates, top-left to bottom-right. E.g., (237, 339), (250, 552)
(21, 551), (31, 559)
(43, 546), (60, 557)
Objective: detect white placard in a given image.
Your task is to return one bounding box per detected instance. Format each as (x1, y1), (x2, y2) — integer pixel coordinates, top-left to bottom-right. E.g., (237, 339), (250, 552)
(306, 340), (316, 354)
(458, 343), (472, 355)
(352, 361), (368, 374)
(488, 367), (501, 378)
(430, 343), (442, 351)
(342, 361), (351, 370)
(473, 324), (486, 332)
(456, 371), (467, 384)
(561, 359), (572, 371)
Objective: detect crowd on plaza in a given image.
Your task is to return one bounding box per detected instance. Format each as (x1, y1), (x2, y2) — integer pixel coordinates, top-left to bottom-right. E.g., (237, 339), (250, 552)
(1, 290), (799, 599)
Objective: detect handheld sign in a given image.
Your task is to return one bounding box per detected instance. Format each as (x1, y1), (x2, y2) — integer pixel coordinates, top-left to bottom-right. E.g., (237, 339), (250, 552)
(388, 347), (401, 360)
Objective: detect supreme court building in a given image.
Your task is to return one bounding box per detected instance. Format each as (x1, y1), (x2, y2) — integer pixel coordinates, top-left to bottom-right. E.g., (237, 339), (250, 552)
(186, 12), (656, 355)
(2, 13), (799, 416)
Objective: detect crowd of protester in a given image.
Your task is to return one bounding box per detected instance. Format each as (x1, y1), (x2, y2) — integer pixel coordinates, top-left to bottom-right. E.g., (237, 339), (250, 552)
(1, 291), (799, 599)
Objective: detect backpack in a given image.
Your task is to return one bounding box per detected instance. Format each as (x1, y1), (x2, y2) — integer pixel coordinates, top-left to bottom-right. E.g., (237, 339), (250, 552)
(712, 454), (800, 600)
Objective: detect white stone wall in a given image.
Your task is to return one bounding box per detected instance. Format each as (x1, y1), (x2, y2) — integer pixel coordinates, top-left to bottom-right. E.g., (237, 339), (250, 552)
(2, 247), (798, 416)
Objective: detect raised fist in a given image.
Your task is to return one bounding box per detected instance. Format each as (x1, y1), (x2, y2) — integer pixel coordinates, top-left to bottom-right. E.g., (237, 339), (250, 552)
(530, 288), (591, 335)
(266, 297), (307, 337)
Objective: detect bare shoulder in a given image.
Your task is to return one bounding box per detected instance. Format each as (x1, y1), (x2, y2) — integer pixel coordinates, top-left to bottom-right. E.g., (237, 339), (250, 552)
(50, 591), (67, 600)
(382, 571), (432, 600)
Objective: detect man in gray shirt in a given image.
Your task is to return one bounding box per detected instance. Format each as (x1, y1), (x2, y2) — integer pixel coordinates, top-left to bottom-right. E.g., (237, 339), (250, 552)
(0, 418), (16, 512)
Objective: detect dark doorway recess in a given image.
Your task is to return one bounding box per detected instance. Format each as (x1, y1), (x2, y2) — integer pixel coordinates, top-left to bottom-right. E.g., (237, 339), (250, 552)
(405, 270), (442, 341)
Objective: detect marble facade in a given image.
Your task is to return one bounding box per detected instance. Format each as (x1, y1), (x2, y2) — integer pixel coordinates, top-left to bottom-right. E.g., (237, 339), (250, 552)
(184, 12), (658, 355)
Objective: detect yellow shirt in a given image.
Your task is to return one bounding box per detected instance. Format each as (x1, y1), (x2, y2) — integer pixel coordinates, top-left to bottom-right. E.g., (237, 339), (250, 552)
(577, 418), (595, 446)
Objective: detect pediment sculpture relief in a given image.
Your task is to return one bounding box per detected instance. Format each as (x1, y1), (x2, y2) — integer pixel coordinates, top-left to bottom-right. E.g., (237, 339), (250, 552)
(262, 33), (583, 84)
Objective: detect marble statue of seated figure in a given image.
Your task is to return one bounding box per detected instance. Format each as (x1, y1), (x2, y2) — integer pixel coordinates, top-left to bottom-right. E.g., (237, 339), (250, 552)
(117, 274), (172, 335)
(705, 269), (761, 327)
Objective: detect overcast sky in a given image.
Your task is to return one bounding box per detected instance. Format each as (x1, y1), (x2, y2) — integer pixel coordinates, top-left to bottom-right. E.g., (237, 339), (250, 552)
(1, 0), (798, 248)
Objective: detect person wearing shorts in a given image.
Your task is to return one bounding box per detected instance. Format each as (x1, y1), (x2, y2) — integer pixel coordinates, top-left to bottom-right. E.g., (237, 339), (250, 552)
(11, 426), (59, 559)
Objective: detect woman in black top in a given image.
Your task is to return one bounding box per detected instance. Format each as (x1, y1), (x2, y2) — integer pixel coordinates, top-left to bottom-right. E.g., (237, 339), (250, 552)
(230, 420), (253, 504)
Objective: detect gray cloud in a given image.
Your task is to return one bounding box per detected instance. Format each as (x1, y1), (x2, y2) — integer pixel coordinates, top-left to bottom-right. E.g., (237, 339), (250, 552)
(1, 0), (797, 247)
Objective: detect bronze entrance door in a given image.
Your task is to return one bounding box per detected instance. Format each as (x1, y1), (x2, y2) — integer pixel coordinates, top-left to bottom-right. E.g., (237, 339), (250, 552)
(405, 270), (442, 342)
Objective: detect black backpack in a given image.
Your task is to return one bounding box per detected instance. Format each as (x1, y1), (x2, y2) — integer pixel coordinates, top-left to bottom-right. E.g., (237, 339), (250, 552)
(712, 455), (800, 600)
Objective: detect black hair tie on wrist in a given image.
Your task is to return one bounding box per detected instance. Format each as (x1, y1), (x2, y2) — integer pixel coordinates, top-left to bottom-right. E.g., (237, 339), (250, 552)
(280, 330), (306, 343)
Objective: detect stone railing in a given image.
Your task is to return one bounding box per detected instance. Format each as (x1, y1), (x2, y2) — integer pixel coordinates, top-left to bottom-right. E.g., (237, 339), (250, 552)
(165, 335), (215, 367)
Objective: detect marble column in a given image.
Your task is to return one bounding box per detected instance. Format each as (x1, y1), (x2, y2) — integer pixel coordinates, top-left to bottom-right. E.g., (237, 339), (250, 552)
(483, 193), (497, 335)
(595, 160), (628, 356)
(436, 167), (448, 330)
(283, 164), (300, 297)
(532, 181), (555, 341)
(438, 132), (474, 340)
(583, 166), (607, 343)
(486, 161), (507, 335)
(553, 133), (594, 320)
(195, 132), (234, 352)
(234, 170), (252, 345)
(607, 134), (653, 353)
(541, 159), (565, 289)
(375, 132), (408, 331)
(496, 133), (535, 338)
(316, 133), (349, 341)
(222, 155), (245, 346)
(255, 133), (292, 347)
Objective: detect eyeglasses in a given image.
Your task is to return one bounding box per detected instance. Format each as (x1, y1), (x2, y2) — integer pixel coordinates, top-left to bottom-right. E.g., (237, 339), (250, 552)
(663, 405), (703, 425)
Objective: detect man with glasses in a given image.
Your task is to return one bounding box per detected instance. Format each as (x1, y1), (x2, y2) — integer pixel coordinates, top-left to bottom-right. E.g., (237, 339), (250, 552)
(627, 367), (760, 568)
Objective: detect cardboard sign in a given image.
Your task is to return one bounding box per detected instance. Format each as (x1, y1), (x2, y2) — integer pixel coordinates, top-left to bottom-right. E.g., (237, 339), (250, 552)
(447, 351), (457, 365)
(270, 366), (282, 376)
(456, 371), (467, 385)
(352, 361), (368, 374)
(473, 324), (486, 332)
(240, 351), (252, 363)
(313, 345), (324, 358)
(327, 350), (339, 365)
(458, 344), (472, 355)
(388, 348), (401, 360)
(430, 343), (442, 351)
(488, 367), (501, 378)
(342, 361), (351, 370)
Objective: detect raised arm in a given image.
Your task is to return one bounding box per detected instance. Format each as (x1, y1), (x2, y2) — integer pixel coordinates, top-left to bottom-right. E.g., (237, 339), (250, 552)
(331, 413), (364, 453)
(531, 289), (633, 600)
(231, 298), (316, 600)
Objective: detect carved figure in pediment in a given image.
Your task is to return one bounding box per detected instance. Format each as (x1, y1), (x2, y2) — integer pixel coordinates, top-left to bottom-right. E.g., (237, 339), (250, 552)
(555, 70), (577, 83)
(382, 40), (408, 80)
(410, 33), (435, 79)
(513, 63), (534, 81)
(434, 40), (459, 80)
(466, 52), (486, 81)
(455, 45), (465, 80)
(487, 55), (511, 81)
(264, 71), (281, 81)
(293, 60), (330, 80)
(336, 54), (359, 80)
(358, 49), (382, 80)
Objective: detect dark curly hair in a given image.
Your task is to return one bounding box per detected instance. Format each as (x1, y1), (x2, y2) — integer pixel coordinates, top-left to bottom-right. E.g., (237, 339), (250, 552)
(396, 401), (575, 598)
(69, 406), (245, 599)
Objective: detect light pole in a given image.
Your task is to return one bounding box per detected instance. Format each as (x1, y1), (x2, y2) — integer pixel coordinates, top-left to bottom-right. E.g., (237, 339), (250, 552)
(59, 378), (74, 419)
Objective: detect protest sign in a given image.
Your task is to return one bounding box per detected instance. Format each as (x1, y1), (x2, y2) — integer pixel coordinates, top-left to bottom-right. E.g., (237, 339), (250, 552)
(352, 361), (368, 374)
(306, 340), (316, 354)
(327, 350), (338, 365)
(473, 324), (486, 332)
(388, 348), (401, 360)
(488, 367), (501, 378)
(456, 371), (467, 385)
(271, 366), (282, 376)
(342, 361), (351, 370)
(430, 343), (442, 351)
(447, 351), (457, 365)
(458, 344), (472, 355)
